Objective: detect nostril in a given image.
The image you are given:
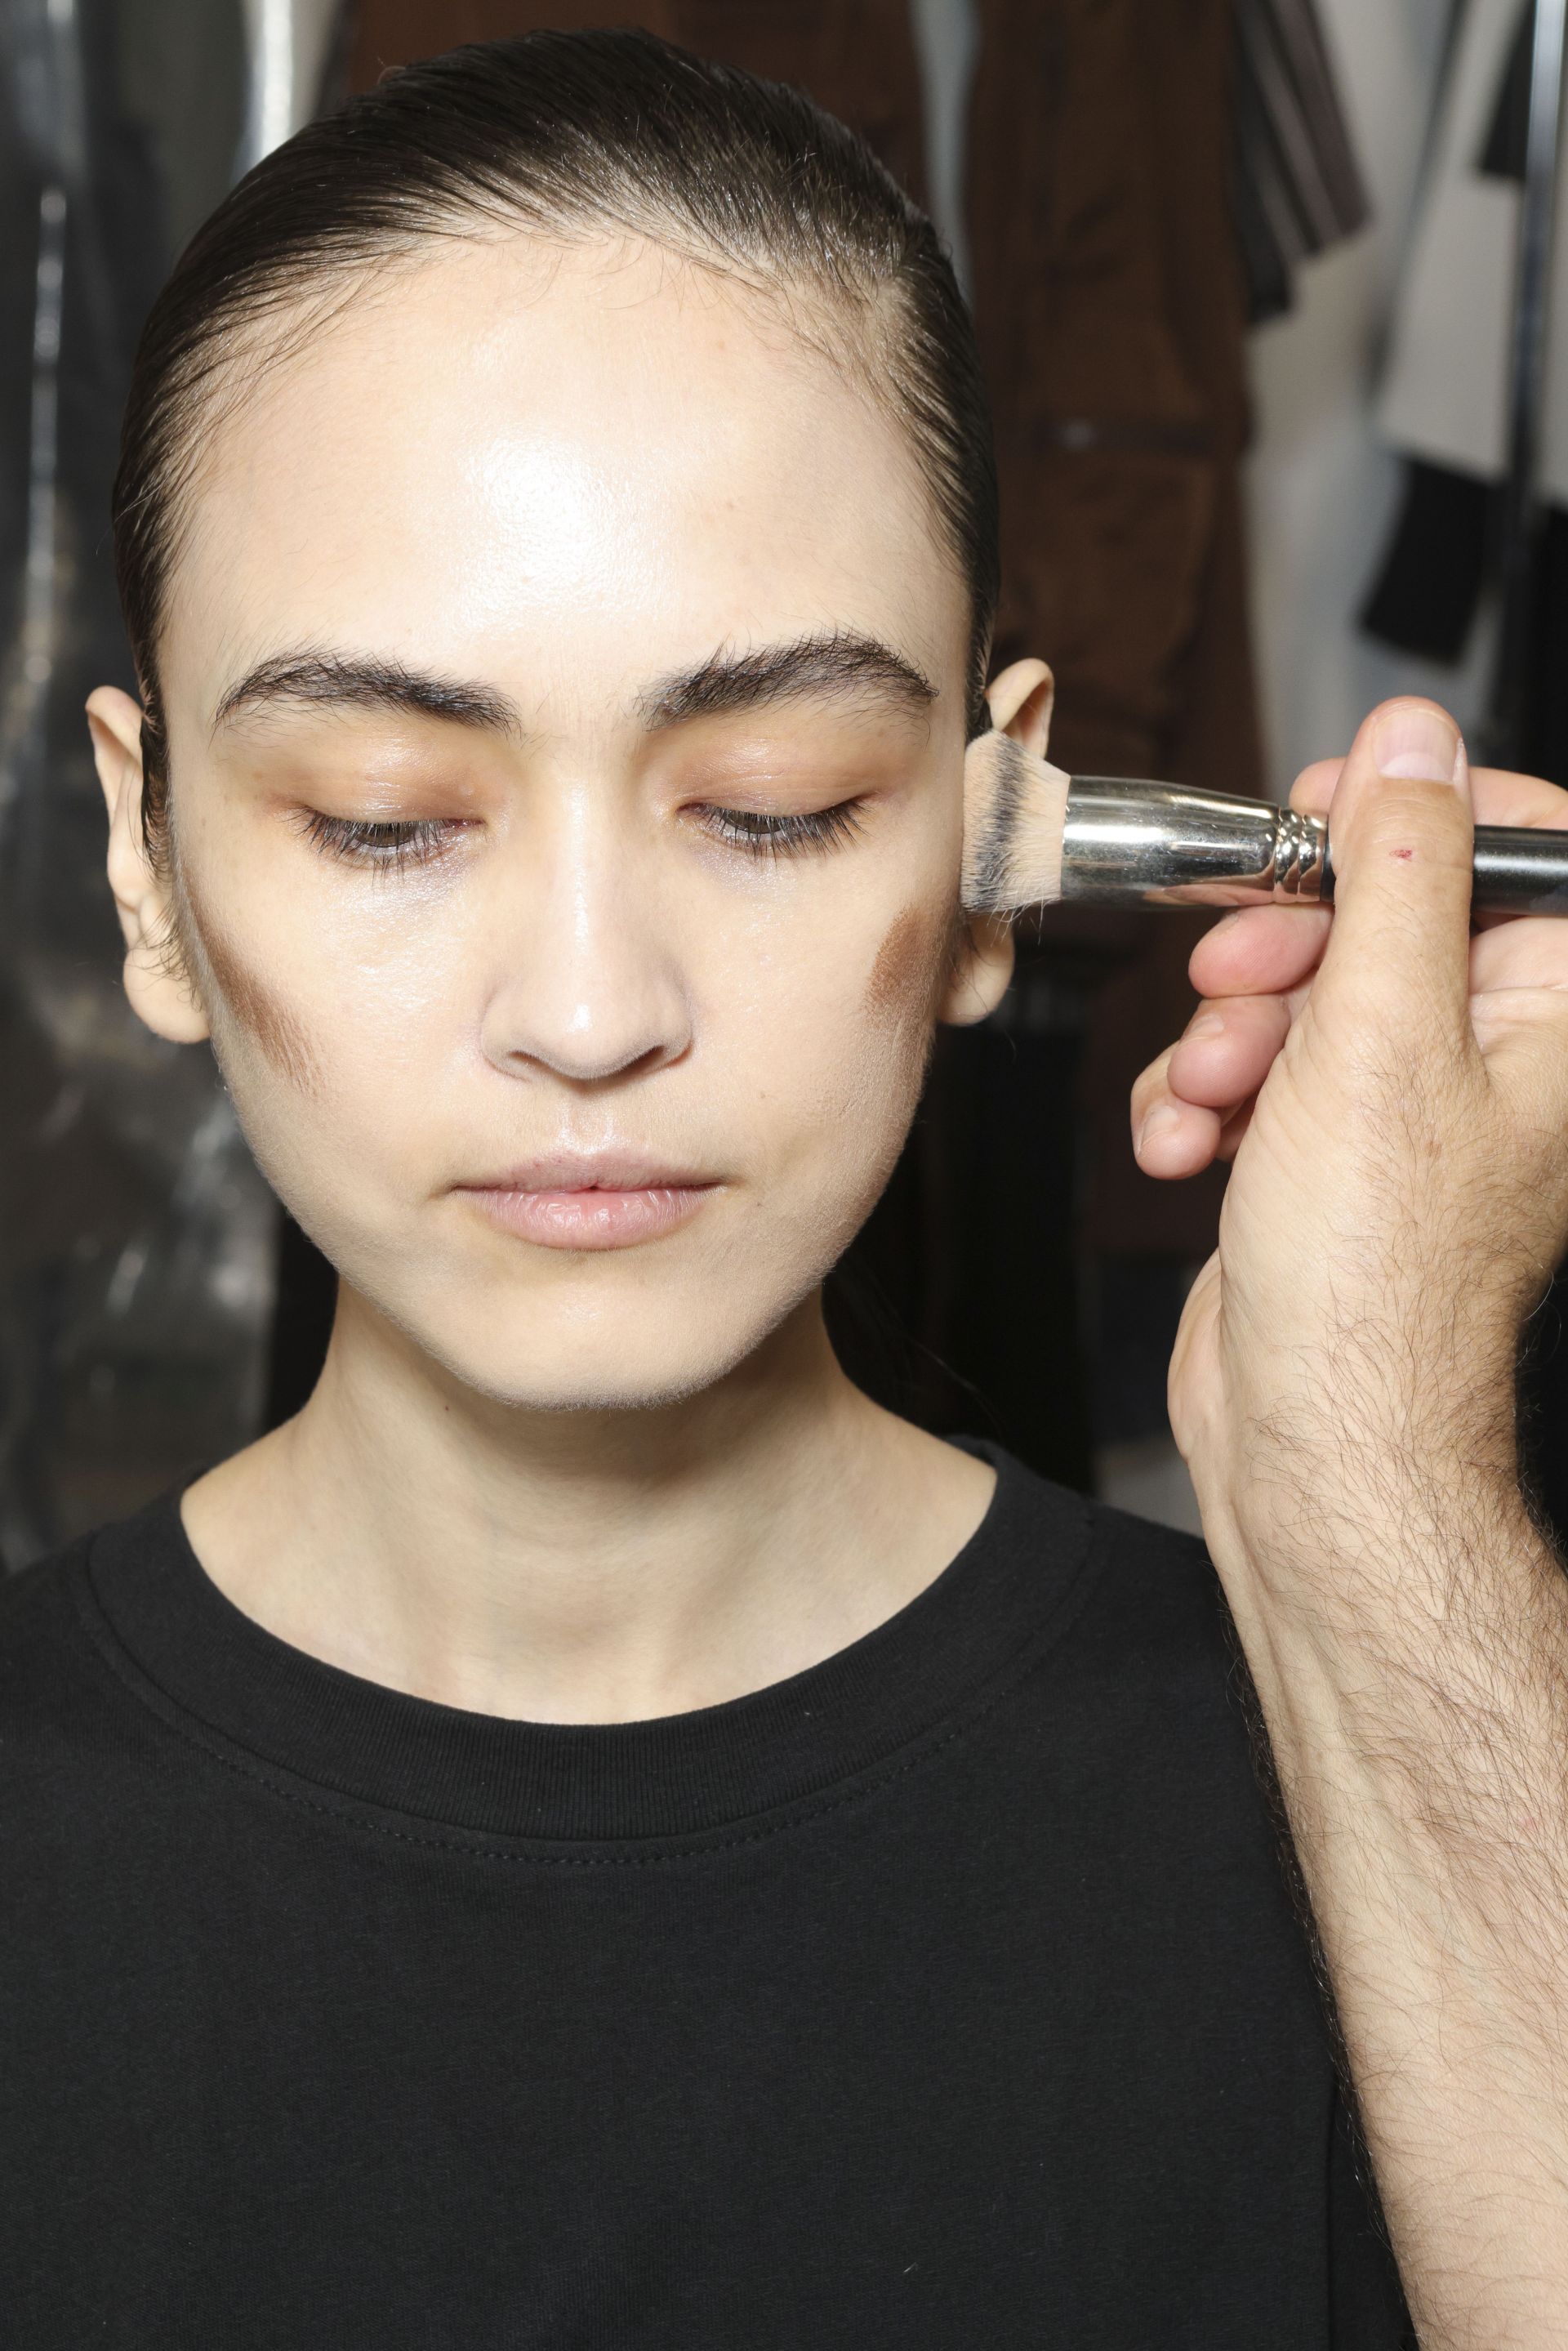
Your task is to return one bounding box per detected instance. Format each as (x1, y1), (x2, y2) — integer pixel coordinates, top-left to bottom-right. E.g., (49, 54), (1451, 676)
(497, 1028), (689, 1087)
(479, 939), (693, 1085)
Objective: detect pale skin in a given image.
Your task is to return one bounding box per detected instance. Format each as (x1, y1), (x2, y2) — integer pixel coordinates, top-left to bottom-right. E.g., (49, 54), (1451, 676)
(88, 234), (1031, 1722)
(88, 228), (1568, 2340)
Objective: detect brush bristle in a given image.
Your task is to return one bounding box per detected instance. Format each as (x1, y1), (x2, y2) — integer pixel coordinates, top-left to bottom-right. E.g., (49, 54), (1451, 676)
(961, 733), (1071, 912)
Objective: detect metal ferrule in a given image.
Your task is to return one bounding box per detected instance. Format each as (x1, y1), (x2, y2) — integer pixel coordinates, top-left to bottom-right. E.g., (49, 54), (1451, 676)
(1059, 777), (1331, 907)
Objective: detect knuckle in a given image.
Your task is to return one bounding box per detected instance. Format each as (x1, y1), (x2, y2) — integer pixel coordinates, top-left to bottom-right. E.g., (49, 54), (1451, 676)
(1131, 1048), (1172, 1105)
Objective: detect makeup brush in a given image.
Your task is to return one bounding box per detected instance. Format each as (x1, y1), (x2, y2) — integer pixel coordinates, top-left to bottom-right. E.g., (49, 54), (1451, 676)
(961, 734), (1568, 918)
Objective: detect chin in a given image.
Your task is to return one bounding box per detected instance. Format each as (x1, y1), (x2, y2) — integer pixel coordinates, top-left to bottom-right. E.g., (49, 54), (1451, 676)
(397, 1276), (806, 1416)
(307, 1168), (874, 1415)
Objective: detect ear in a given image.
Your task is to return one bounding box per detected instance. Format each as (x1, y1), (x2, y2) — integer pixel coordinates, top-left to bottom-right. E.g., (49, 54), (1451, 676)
(983, 656), (1055, 753)
(939, 656), (1057, 1027)
(86, 685), (209, 1045)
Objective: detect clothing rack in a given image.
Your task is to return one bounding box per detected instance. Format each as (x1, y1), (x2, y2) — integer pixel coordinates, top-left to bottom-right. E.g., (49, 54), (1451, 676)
(1483, 0), (1568, 765)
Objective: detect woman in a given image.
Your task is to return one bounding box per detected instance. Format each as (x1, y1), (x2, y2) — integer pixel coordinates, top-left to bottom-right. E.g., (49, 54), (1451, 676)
(1, 31), (1421, 2342)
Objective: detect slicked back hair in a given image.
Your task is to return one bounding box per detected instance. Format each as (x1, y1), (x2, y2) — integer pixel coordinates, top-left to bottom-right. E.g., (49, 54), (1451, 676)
(113, 27), (1000, 866)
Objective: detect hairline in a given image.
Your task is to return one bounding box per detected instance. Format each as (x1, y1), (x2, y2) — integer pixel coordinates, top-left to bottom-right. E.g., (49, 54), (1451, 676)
(139, 226), (988, 787)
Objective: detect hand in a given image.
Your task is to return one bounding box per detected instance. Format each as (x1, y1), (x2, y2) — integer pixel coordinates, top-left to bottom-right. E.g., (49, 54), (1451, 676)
(1131, 698), (1568, 1558)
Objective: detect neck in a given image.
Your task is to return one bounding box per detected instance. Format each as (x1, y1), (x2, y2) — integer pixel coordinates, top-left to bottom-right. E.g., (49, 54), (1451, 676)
(182, 1283), (993, 1723)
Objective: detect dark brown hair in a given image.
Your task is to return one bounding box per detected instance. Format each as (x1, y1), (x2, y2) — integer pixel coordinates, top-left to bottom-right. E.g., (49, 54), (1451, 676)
(113, 27), (1000, 865)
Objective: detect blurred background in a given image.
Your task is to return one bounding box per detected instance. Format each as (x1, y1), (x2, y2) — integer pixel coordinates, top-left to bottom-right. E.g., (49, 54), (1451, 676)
(3, 0), (1566, 1571)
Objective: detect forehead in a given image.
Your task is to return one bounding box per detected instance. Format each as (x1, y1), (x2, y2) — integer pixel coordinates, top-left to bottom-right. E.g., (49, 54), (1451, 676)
(165, 235), (967, 731)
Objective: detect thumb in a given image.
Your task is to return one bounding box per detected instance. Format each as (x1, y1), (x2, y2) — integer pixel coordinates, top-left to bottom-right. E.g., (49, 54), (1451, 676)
(1314, 698), (1474, 1040)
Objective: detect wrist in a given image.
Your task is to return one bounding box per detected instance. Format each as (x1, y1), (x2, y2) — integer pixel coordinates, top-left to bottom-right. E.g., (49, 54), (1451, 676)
(1189, 1422), (1535, 1632)
(1190, 1315), (1524, 1550)
(1192, 1455), (1557, 1865)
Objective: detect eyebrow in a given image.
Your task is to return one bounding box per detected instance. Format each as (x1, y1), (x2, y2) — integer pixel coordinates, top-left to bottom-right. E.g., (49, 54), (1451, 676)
(633, 630), (937, 729)
(211, 650), (522, 738)
(210, 629), (937, 743)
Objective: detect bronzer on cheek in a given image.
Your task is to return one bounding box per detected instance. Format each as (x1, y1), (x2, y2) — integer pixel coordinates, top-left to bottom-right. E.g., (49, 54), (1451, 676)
(864, 900), (947, 1028)
(179, 879), (323, 1095)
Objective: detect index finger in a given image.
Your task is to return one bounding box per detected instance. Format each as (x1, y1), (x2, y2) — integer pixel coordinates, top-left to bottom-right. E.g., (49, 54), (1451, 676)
(1290, 756), (1568, 830)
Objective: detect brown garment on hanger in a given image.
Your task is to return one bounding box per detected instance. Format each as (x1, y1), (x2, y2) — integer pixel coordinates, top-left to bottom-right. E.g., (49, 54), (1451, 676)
(968, 0), (1262, 1258)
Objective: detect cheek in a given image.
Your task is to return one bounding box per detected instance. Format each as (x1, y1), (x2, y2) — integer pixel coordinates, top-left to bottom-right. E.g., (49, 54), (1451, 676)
(183, 871), (458, 1242)
(742, 897), (947, 1171)
(186, 833), (467, 1095)
(187, 905), (323, 1097)
(865, 899), (951, 1029)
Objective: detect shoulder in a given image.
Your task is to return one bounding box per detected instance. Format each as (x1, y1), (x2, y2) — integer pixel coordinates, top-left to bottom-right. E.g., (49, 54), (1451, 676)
(991, 1445), (1233, 1663)
(0, 1533), (109, 1804)
(1076, 1485), (1236, 1660)
(987, 1448), (1265, 1782)
(0, 1534), (94, 1684)
(1074, 1483), (1254, 1733)
(0, 1500), (179, 1796)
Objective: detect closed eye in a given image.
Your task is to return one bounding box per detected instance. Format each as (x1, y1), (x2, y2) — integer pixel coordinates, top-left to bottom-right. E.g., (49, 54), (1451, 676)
(694, 801), (865, 859)
(296, 798), (867, 872)
(297, 812), (466, 871)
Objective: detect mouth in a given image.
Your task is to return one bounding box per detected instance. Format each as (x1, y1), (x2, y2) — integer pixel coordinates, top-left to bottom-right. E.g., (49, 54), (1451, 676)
(453, 1153), (721, 1253)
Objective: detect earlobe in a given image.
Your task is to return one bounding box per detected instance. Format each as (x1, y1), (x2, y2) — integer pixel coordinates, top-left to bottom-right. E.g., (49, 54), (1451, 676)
(938, 911), (1015, 1029)
(84, 684), (210, 1046)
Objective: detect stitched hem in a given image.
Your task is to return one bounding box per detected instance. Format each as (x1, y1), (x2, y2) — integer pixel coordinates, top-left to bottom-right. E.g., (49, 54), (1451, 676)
(61, 1505), (1104, 1865)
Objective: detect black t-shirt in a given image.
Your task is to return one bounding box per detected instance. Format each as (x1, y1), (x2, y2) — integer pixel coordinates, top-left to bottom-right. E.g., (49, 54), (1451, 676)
(1, 1442), (1415, 2347)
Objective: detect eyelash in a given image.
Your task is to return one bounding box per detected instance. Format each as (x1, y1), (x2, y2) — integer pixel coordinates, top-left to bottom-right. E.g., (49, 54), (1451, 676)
(694, 801), (865, 859)
(299, 800), (866, 870)
(299, 812), (457, 872)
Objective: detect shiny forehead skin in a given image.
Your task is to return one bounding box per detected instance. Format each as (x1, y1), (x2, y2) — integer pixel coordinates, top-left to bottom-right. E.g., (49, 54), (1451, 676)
(163, 234), (971, 758)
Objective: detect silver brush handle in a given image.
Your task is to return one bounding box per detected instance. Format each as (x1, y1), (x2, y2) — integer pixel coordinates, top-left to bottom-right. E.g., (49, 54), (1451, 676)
(1061, 777), (1568, 915)
(1060, 779), (1329, 905)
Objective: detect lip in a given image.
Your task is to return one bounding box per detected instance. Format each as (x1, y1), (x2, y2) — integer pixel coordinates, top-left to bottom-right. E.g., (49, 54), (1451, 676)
(454, 1153), (720, 1253)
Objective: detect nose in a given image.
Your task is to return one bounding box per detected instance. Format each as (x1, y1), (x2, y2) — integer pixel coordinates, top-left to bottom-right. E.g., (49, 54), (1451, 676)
(477, 789), (693, 1087)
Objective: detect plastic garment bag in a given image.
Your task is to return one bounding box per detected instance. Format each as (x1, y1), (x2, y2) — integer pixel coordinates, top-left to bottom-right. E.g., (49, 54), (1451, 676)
(0, 0), (339, 1568)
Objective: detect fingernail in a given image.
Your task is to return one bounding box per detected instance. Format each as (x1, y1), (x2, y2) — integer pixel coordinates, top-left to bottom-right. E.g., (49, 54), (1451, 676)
(1375, 704), (1462, 785)
(1186, 1012), (1225, 1039)
(1138, 1103), (1181, 1150)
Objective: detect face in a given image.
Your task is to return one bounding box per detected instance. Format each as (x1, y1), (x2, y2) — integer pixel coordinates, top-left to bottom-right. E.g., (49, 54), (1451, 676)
(96, 236), (1013, 1408)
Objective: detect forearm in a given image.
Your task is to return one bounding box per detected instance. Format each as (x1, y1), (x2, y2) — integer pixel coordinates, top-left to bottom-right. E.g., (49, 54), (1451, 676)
(1200, 1464), (1568, 2349)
